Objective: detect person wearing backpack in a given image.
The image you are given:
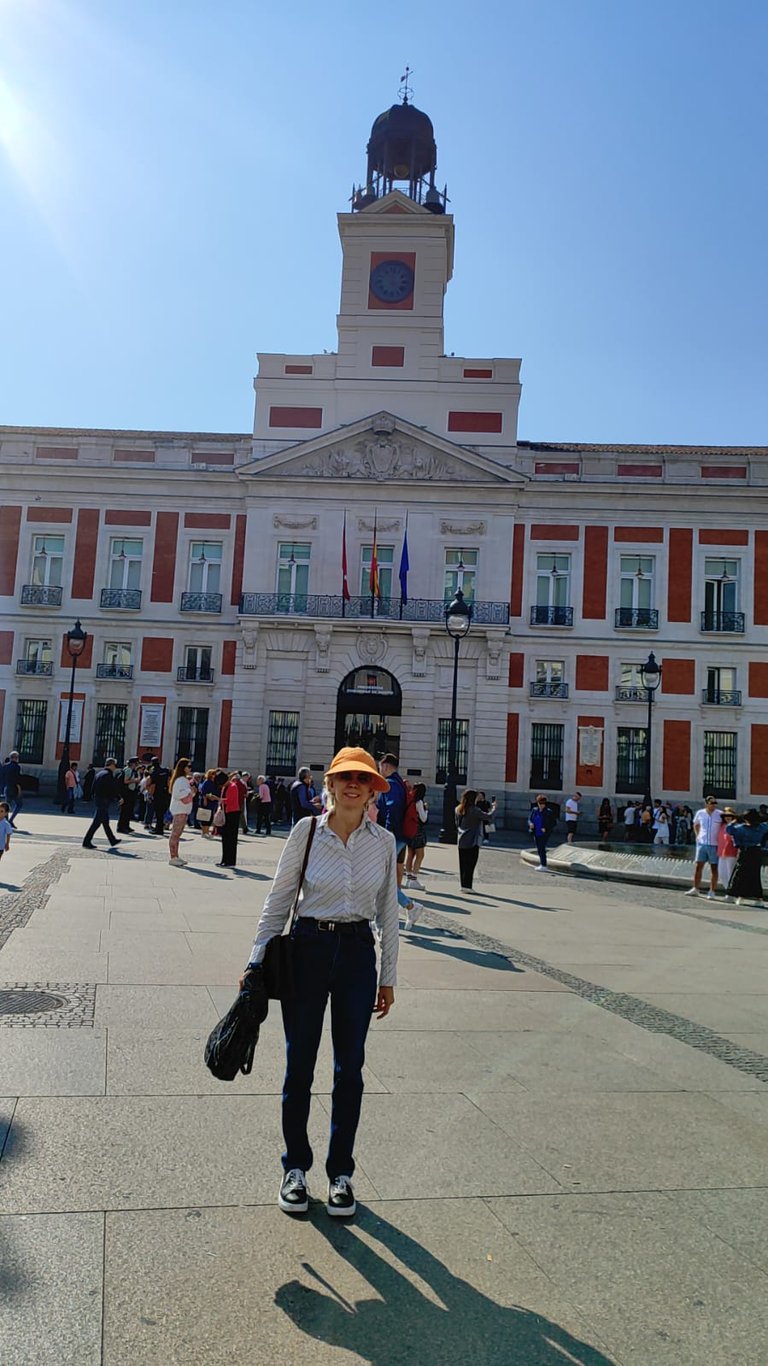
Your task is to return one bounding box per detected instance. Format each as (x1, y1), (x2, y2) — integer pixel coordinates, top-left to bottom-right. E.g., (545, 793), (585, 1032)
(403, 783), (429, 891)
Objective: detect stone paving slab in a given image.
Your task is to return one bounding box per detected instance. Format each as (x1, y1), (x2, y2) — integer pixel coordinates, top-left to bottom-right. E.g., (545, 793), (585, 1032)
(94, 984), (221, 1032)
(458, 1029), (676, 1095)
(0, 1029), (107, 1096)
(0, 1212), (103, 1366)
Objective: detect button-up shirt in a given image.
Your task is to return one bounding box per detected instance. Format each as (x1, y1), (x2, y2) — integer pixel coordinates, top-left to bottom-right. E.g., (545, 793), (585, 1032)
(248, 814), (400, 986)
(694, 807), (723, 845)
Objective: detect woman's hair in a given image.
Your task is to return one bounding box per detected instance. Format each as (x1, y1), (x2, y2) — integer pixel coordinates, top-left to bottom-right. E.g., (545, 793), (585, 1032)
(599, 798), (611, 812)
(0, 801), (9, 815)
(456, 789), (478, 819)
(412, 783), (426, 801)
(205, 768), (216, 781)
(170, 757), (191, 785)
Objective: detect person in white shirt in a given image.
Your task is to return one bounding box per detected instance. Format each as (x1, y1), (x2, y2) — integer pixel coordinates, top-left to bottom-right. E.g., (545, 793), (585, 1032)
(168, 757), (194, 867)
(687, 795), (724, 898)
(565, 792), (581, 843)
(241, 746), (399, 1221)
(653, 810), (670, 845)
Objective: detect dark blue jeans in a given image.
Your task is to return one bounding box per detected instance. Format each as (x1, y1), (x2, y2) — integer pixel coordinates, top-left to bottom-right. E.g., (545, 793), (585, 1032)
(83, 804), (118, 846)
(534, 833), (549, 867)
(281, 919), (377, 1180)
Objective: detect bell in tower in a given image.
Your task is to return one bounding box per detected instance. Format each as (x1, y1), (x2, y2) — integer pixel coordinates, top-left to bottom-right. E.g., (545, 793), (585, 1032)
(352, 70), (447, 213)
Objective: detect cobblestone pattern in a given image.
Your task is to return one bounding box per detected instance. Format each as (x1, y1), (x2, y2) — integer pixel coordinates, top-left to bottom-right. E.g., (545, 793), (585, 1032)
(419, 906), (768, 1084)
(0, 982), (96, 1028)
(0, 848), (72, 952)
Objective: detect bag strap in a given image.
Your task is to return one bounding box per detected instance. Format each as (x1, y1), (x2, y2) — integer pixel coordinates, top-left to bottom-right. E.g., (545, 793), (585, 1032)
(287, 816), (317, 932)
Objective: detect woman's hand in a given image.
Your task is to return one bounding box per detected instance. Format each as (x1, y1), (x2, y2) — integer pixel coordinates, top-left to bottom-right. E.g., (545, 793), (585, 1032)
(374, 986), (394, 1019)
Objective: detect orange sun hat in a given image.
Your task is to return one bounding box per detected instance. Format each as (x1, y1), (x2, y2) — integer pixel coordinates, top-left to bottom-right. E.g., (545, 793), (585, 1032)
(325, 746), (390, 793)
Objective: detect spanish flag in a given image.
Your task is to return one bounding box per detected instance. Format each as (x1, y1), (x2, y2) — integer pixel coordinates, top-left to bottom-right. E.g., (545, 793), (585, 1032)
(369, 512), (381, 600)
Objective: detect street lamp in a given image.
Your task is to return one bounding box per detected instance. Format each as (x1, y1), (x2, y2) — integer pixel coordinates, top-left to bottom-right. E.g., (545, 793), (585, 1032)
(639, 650), (661, 809)
(439, 589), (472, 844)
(57, 619), (88, 804)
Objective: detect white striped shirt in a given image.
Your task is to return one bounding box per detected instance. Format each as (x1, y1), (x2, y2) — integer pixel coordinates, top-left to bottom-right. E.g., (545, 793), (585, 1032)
(247, 814), (400, 986)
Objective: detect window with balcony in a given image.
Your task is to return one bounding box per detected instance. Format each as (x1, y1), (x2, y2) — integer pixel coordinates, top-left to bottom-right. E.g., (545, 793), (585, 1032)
(176, 707), (209, 770)
(532, 555), (572, 625)
(361, 545), (395, 604)
(616, 726), (647, 792)
(702, 558), (743, 632)
(181, 541), (223, 612)
(102, 538), (143, 609)
(97, 642), (133, 680)
(616, 556), (657, 628)
(703, 667), (740, 706)
(18, 639), (53, 675)
(444, 549), (477, 604)
(179, 645), (214, 682)
(276, 543), (310, 612)
(531, 660), (567, 698)
(14, 699), (48, 763)
(530, 722), (563, 789)
(31, 535), (64, 587)
(615, 663), (647, 701)
(266, 710), (300, 772)
(436, 718), (469, 784)
(703, 730), (737, 798)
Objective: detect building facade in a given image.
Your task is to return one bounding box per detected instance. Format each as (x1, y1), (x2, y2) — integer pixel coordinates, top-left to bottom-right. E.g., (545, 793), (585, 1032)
(1, 96), (767, 817)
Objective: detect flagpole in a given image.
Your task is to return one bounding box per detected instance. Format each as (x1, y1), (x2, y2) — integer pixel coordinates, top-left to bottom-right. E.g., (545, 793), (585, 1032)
(370, 509), (377, 619)
(342, 509), (348, 618)
(399, 511), (408, 620)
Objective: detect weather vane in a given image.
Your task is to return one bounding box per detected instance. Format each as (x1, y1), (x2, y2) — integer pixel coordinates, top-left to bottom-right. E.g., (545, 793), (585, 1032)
(399, 66), (413, 104)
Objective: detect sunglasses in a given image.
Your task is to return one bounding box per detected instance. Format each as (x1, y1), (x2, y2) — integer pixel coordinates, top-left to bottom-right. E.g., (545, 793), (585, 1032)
(334, 771), (372, 783)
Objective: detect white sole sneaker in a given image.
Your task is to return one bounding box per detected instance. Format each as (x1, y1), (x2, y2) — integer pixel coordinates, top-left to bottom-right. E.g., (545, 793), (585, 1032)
(278, 1176), (309, 1214)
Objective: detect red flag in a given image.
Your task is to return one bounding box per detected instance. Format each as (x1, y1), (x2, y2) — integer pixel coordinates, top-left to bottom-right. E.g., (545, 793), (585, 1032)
(369, 512), (380, 599)
(342, 511), (351, 602)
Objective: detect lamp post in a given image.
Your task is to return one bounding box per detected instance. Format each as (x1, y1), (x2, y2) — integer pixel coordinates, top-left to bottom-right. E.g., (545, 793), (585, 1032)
(439, 589), (472, 844)
(639, 650), (661, 810)
(57, 619), (88, 805)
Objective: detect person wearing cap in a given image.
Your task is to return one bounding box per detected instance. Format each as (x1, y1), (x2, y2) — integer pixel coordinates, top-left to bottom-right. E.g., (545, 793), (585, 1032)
(240, 746), (399, 1220)
(727, 810), (768, 906)
(687, 796), (723, 898)
(717, 808), (739, 896)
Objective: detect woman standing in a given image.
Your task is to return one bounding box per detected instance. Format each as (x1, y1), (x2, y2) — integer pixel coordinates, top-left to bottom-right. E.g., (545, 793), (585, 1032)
(718, 808), (738, 897)
(197, 768), (219, 838)
(727, 810), (768, 906)
(63, 762), (78, 814)
(240, 746), (399, 1218)
(653, 809), (670, 846)
(456, 788), (496, 892)
(168, 758), (194, 867)
(597, 798), (613, 841)
(217, 771), (243, 868)
(403, 783), (429, 891)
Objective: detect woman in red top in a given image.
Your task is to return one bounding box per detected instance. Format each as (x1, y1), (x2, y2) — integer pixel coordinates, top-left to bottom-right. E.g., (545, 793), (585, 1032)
(717, 808), (738, 898)
(218, 771), (242, 868)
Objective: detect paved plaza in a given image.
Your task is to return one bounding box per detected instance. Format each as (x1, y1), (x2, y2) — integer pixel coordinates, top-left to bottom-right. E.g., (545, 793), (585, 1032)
(1, 810), (768, 1364)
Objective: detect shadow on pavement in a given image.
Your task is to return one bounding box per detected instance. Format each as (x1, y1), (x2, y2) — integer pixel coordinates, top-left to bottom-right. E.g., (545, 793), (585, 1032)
(401, 927), (524, 974)
(275, 1207), (615, 1365)
(0, 1110), (28, 1302)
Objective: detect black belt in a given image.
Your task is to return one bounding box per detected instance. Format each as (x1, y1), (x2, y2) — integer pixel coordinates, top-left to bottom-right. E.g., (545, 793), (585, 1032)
(297, 918), (370, 936)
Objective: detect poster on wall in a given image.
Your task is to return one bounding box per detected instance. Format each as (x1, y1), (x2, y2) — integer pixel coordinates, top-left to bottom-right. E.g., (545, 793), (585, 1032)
(139, 704), (164, 750)
(58, 699), (84, 745)
(578, 726), (603, 768)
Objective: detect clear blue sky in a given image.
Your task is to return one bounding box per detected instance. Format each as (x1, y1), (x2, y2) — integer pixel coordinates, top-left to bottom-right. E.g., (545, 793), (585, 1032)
(1, 0), (765, 445)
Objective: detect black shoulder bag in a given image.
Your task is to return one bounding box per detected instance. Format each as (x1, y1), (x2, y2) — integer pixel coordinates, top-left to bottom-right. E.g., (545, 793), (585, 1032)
(262, 816), (317, 1000)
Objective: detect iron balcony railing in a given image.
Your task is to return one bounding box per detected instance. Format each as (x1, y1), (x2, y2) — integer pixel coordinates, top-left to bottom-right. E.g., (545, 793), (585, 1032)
(96, 664), (134, 680)
(238, 593), (510, 625)
(701, 611), (745, 633)
(177, 667), (215, 683)
(529, 681), (569, 698)
(702, 689), (742, 706)
(615, 685), (647, 702)
(615, 607), (659, 629)
(16, 659), (53, 676)
(180, 592), (223, 614)
(100, 588), (142, 610)
(529, 605), (574, 627)
(21, 584), (62, 607)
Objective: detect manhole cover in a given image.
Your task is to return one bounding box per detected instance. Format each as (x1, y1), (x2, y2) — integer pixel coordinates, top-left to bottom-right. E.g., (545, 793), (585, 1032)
(0, 989), (67, 1017)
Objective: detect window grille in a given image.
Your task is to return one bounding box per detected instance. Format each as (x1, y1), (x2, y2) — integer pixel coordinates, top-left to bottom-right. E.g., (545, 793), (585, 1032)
(93, 703), (127, 766)
(703, 731), (737, 799)
(436, 718), (469, 784)
(266, 711), (300, 772)
(176, 707), (209, 770)
(616, 726), (647, 793)
(529, 723), (563, 789)
(14, 699), (48, 764)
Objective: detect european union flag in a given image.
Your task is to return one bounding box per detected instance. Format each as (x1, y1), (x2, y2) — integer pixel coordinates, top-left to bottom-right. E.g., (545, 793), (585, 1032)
(399, 527), (410, 605)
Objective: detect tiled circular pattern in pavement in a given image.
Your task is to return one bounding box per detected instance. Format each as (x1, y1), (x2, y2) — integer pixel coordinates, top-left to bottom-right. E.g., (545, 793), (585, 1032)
(0, 988), (68, 1017)
(0, 982), (96, 1027)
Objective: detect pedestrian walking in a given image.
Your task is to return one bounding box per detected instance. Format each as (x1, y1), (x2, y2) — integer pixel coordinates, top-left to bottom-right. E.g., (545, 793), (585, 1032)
(217, 772), (243, 867)
(0, 801), (13, 881)
(717, 808), (738, 896)
(727, 810), (768, 906)
(239, 746), (398, 1219)
(528, 794), (557, 870)
(168, 757), (194, 866)
(456, 788), (497, 891)
(564, 792), (581, 843)
(2, 752), (23, 827)
(403, 783), (429, 890)
(256, 775), (273, 835)
(82, 759), (122, 850)
(377, 753), (420, 927)
(686, 796), (723, 898)
(597, 798), (614, 841)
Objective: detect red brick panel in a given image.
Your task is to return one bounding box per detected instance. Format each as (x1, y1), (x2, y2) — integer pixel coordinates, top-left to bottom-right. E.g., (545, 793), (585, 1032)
(141, 638), (174, 672)
(26, 507), (73, 522)
(447, 411), (503, 433)
(372, 346), (405, 367)
(463, 368), (493, 378)
(191, 450), (235, 465)
(59, 634), (93, 668)
(0, 631), (13, 665)
(613, 527), (664, 542)
(663, 719), (691, 792)
(183, 513), (231, 529)
(575, 656), (609, 691)
(575, 714), (604, 788)
(698, 530), (749, 545)
(582, 526), (608, 619)
(510, 524), (525, 618)
(150, 512), (179, 603)
(618, 464), (662, 478)
(508, 653), (524, 688)
(114, 449), (155, 463)
(71, 509), (100, 600)
(661, 659), (696, 694)
(268, 407), (323, 428)
(505, 713), (519, 783)
(218, 699), (233, 769)
(534, 461), (580, 475)
(0, 506), (22, 595)
(36, 446), (77, 460)
(221, 640), (237, 676)
(749, 663), (768, 698)
(368, 250), (416, 311)
(751, 725), (768, 795)
(285, 364), (313, 374)
(104, 510), (152, 526)
(667, 528), (693, 622)
(754, 531), (768, 626)
(230, 514), (246, 607)
(701, 465), (747, 479)
(530, 525), (580, 541)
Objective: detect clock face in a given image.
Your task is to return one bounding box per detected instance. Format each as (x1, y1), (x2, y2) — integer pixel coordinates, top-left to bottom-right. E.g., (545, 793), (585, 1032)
(369, 258), (415, 304)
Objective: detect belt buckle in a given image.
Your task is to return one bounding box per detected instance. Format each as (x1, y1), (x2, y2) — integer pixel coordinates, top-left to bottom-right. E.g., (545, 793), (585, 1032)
(321, 920), (336, 932)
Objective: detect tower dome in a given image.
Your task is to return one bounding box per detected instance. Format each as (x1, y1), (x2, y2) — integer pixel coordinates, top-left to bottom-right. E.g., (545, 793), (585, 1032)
(352, 78), (447, 213)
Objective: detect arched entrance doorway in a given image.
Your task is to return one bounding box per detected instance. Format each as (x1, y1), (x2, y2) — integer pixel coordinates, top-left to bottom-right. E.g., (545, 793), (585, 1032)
(335, 668), (402, 762)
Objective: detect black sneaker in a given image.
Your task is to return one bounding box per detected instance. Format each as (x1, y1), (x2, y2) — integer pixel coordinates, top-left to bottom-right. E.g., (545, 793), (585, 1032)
(327, 1175), (356, 1218)
(278, 1168), (308, 1214)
